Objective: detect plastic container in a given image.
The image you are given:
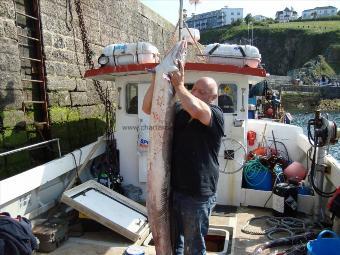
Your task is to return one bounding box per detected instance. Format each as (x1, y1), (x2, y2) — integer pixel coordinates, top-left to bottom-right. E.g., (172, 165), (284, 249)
(244, 169), (272, 191)
(125, 245), (145, 255)
(298, 184), (312, 195)
(307, 230), (340, 255)
(101, 42), (159, 66)
(248, 104), (256, 119)
(248, 97), (257, 105)
(273, 164), (285, 183)
(248, 110), (255, 119)
(247, 130), (256, 146)
(204, 43), (261, 68)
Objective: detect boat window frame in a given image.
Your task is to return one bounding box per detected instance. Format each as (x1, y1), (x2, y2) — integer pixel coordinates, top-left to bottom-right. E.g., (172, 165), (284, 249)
(124, 82), (219, 114)
(126, 83), (138, 115)
(218, 83), (238, 114)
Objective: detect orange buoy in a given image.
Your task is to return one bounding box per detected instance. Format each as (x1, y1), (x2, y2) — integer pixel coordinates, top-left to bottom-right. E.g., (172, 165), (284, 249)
(252, 147), (267, 156)
(247, 146), (267, 160)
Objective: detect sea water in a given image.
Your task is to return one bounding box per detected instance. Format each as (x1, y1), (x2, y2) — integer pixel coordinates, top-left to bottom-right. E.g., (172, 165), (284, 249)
(291, 112), (340, 161)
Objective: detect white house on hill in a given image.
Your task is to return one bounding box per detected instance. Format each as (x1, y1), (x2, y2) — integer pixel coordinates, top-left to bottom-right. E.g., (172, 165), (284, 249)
(253, 15), (267, 22)
(186, 6), (243, 31)
(302, 6), (338, 19)
(275, 7), (298, 22)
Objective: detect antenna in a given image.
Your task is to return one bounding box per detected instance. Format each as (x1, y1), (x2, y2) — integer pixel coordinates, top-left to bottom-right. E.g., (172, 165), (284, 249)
(179, 0), (184, 40)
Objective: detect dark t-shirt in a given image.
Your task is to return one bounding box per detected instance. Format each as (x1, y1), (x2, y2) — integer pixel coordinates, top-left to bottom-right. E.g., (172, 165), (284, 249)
(171, 103), (224, 197)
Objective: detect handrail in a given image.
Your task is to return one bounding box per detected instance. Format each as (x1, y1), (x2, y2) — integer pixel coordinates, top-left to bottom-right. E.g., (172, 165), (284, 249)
(0, 138), (61, 158)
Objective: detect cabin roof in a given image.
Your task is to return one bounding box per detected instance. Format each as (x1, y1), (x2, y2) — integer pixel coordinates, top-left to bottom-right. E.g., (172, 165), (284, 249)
(84, 63), (267, 81)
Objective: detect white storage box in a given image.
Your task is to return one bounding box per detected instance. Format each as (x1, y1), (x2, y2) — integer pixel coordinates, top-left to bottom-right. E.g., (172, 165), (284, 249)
(100, 42), (160, 66)
(204, 43), (261, 68)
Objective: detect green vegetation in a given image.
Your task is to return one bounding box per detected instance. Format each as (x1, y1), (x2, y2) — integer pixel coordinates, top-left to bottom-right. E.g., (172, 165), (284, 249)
(0, 105), (107, 180)
(201, 20), (340, 75)
(268, 20), (340, 31)
(281, 92), (320, 112)
(327, 44), (340, 73)
(289, 55), (336, 84)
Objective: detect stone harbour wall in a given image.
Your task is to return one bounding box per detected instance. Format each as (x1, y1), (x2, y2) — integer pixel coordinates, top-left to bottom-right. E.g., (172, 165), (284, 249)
(0, 0), (174, 179)
(0, 0), (21, 126)
(41, 0), (174, 152)
(41, 0), (173, 114)
(0, 0), (27, 179)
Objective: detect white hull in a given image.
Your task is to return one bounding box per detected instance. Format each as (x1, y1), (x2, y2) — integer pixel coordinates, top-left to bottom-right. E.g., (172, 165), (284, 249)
(1, 120), (339, 219)
(1, 63), (340, 255)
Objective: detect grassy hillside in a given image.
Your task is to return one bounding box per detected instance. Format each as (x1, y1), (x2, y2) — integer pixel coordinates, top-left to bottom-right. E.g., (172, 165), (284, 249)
(269, 20), (340, 31)
(200, 21), (340, 75)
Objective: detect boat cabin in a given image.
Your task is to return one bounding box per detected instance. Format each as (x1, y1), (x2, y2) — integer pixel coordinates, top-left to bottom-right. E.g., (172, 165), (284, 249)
(85, 62), (267, 206)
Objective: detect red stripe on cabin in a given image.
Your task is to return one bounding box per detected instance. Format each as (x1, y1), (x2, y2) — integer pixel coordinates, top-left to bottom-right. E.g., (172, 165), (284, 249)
(84, 63), (158, 78)
(185, 63), (267, 77)
(84, 62), (266, 79)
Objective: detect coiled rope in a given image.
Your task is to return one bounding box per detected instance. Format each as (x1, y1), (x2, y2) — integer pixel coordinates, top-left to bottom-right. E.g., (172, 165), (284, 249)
(243, 158), (271, 188)
(241, 216), (307, 240)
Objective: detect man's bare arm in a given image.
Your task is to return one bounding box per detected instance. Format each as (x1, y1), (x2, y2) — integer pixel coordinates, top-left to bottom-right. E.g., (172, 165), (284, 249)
(142, 74), (156, 115)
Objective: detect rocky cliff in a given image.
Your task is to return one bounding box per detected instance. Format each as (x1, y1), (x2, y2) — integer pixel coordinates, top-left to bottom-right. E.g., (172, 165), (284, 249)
(201, 23), (340, 75)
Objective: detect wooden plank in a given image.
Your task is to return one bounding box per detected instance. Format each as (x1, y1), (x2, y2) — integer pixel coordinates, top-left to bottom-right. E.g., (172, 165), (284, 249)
(61, 180), (149, 243)
(0, 137), (105, 205)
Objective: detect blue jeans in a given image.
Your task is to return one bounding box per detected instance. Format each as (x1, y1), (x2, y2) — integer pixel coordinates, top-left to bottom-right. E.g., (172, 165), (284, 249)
(171, 191), (217, 255)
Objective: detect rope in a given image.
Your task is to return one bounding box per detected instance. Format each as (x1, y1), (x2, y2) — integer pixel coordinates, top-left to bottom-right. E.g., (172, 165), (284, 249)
(243, 158), (271, 188)
(242, 216), (309, 240)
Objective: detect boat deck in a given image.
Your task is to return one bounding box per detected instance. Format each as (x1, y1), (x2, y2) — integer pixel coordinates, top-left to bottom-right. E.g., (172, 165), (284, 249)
(36, 206), (298, 255)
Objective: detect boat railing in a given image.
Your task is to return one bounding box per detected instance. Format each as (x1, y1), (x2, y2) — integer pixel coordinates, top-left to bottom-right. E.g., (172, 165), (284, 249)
(0, 138), (61, 158)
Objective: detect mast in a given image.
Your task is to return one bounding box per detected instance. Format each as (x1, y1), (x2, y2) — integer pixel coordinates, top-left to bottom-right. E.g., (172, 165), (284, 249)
(179, 0), (184, 40)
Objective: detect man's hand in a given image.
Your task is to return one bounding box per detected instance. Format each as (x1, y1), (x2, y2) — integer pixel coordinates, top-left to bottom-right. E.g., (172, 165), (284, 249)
(169, 60), (184, 88)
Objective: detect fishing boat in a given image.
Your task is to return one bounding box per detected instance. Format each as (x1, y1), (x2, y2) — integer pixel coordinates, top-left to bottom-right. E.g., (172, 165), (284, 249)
(1, 1), (340, 255)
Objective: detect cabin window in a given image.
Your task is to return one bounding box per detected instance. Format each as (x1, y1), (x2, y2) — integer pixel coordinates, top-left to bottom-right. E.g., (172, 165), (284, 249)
(126, 83), (138, 114)
(218, 84), (237, 113)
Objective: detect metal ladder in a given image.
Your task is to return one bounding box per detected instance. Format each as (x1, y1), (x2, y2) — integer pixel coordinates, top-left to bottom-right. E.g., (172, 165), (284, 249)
(14, 0), (50, 139)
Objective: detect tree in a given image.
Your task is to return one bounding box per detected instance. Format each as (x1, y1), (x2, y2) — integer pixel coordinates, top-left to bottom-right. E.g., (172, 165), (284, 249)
(245, 13), (254, 24)
(231, 18), (243, 26)
(266, 18), (275, 23)
(338, 10), (340, 16)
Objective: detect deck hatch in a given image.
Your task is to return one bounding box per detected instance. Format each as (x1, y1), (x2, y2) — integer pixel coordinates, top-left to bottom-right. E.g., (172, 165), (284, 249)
(62, 180), (149, 243)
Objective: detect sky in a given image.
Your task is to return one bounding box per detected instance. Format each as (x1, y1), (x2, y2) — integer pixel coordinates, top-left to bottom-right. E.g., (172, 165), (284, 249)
(140, 0), (340, 24)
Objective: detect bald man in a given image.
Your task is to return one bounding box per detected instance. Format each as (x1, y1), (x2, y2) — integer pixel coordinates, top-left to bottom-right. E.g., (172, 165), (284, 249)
(142, 61), (224, 255)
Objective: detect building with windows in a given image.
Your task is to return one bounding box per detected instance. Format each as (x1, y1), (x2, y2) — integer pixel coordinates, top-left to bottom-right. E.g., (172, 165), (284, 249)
(275, 7), (298, 22)
(186, 7), (243, 31)
(302, 6), (338, 19)
(253, 15), (267, 22)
